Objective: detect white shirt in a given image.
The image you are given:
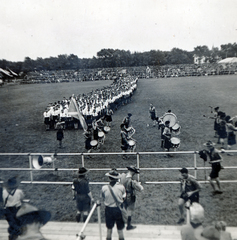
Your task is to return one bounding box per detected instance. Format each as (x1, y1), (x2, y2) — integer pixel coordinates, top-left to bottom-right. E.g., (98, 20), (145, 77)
(3, 188), (24, 208)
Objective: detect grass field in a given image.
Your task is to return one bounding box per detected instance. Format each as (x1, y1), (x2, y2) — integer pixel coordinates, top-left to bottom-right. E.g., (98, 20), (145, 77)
(0, 75), (237, 226)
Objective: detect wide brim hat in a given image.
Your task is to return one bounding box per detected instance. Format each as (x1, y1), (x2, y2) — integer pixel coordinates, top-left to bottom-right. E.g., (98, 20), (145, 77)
(4, 176), (20, 189)
(78, 167), (90, 175)
(203, 141), (216, 147)
(16, 203), (51, 226)
(127, 165), (140, 174)
(105, 169), (121, 179)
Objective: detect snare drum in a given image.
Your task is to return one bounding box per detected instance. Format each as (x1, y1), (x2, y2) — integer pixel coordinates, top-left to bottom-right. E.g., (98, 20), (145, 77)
(98, 131), (105, 144)
(103, 126), (111, 133)
(170, 137), (180, 148)
(98, 131), (105, 138)
(90, 140), (98, 149)
(172, 123), (181, 135)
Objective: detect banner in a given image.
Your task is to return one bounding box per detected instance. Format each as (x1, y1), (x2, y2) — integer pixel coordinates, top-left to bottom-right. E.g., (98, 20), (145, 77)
(68, 97), (87, 131)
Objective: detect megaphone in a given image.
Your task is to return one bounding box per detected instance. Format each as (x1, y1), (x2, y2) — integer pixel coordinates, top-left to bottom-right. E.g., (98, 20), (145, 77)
(32, 154), (57, 169)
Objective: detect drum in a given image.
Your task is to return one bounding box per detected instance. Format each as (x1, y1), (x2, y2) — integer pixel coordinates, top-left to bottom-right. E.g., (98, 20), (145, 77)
(126, 126), (135, 137)
(98, 131), (105, 144)
(162, 113), (177, 128)
(90, 140), (98, 149)
(172, 123), (181, 135)
(170, 137), (180, 148)
(128, 139), (136, 152)
(103, 126), (111, 133)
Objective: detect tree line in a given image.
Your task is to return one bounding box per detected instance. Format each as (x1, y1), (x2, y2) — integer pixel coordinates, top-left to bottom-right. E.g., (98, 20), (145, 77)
(1, 43), (237, 74)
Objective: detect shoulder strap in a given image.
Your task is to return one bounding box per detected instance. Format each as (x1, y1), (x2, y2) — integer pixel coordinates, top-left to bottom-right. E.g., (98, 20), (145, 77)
(108, 185), (120, 208)
(4, 189), (16, 207)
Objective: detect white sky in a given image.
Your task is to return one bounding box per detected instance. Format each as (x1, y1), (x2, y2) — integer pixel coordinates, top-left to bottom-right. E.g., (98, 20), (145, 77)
(1, 0), (237, 62)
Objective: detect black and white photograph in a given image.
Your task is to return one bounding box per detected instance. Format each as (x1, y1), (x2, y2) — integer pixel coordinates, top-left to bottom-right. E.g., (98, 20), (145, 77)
(0, 0), (237, 239)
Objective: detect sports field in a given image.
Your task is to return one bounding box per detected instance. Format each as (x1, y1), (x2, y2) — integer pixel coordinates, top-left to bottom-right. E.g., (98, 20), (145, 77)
(0, 75), (237, 226)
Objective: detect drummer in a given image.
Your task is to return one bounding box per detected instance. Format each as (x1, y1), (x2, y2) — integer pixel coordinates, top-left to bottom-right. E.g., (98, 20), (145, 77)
(122, 113), (132, 128)
(83, 129), (93, 157)
(104, 106), (113, 127)
(162, 121), (172, 156)
(120, 124), (130, 159)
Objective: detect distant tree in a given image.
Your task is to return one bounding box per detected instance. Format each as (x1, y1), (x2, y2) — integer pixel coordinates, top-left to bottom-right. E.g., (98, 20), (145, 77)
(22, 57), (36, 72)
(166, 48), (192, 64)
(220, 43), (237, 58)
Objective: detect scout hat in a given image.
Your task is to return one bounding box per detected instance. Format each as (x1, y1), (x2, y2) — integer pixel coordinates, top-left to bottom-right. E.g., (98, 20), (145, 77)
(105, 169), (121, 179)
(127, 165), (140, 174)
(16, 203), (51, 226)
(203, 141), (215, 147)
(4, 176), (20, 190)
(78, 167), (89, 175)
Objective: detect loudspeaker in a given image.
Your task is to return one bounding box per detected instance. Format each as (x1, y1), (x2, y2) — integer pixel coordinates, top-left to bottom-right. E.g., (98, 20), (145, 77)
(32, 155), (56, 169)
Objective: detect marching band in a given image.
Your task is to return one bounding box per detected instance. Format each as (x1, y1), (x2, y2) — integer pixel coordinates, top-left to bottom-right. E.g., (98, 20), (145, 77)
(43, 76), (138, 131)
(43, 74), (184, 154)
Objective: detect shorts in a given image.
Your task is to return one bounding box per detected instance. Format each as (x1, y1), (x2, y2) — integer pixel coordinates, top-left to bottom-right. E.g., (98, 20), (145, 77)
(228, 132), (236, 145)
(180, 192), (199, 204)
(121, 144), (129, 151)
(105, 206), (124, 230)
(150, 113), (156, 121)
(209, 164), (221, 179)
(124, 200), (135, 211)
(76, 194), (91, 212)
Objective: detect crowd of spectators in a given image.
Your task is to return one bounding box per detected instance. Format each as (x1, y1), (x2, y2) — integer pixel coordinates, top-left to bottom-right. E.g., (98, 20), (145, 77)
(22, 62), (237, 84)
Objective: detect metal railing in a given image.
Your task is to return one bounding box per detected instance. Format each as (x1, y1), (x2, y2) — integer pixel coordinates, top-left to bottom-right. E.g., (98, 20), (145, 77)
(0, 150), (237, 184)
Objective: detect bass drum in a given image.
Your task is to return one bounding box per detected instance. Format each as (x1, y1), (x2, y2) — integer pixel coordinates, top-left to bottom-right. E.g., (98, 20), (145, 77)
(162, 113), (177, 128)
(170, 137), (180, 149)
(128, 139), (136, 152)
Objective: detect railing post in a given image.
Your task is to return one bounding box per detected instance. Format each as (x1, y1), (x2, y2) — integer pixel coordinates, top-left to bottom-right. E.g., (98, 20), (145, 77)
(96, 200), (102, 240)
(28, 154), (33, 183)
(194, 152), (197, 179)
(81, 153), (85, 167)
(137, 152), (140, 182)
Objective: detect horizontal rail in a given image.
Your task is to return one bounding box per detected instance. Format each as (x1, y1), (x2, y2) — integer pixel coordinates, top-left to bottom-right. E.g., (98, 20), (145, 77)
(0, 150), (236, 156)
(1, 180), (237, 185)
(0, 150), (200, 156)
(0, 151), (237, 185)
(1, 166), (237, 171)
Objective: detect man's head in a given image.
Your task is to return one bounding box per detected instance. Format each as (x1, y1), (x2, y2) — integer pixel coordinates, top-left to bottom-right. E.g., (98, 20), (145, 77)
(127, 165), (140, 175)
(203, 140), (215, 149)
(105, 169), (121, 182)
(78, 167), (89, 178)
(4, 176), (19, 192)
(179, 168), (188, 179)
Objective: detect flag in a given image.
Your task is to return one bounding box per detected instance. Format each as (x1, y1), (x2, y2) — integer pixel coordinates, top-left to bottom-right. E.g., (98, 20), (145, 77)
(68, 97), (87, 131)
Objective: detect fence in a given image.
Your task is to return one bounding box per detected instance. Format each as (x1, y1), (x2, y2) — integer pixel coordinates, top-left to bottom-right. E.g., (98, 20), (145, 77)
(1, 150), (237, 185)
